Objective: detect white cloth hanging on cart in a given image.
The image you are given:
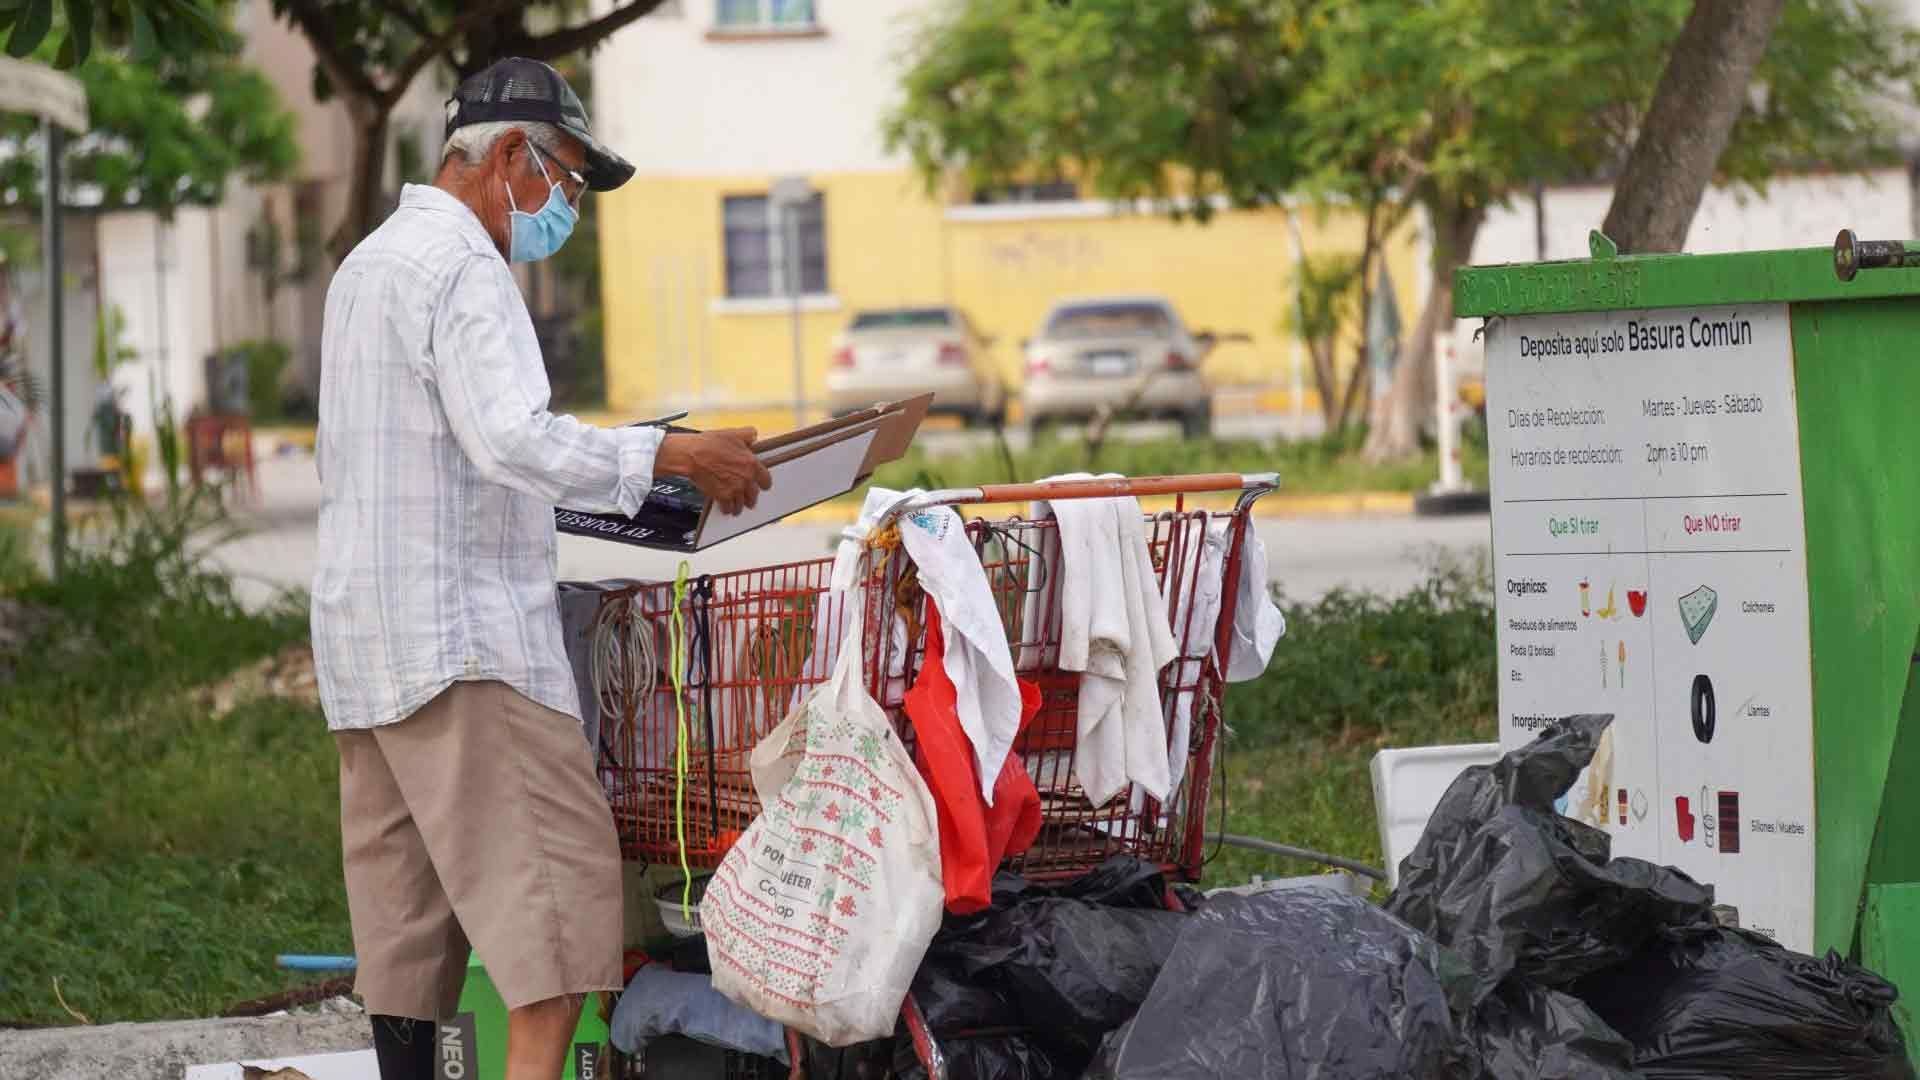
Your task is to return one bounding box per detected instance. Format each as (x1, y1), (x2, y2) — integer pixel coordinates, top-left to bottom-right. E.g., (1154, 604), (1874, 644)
(1129, 515), (1287, 822)
(1031, 473), (1179, 808)
(826, 487), (1023, 803)
(894, 502), (1023, 805)
(1221, 518), (1286, 683)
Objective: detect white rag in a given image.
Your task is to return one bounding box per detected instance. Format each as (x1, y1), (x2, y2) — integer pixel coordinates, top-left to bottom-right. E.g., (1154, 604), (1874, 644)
(1139, 514), (1287, 820)
(1033, 473), (1179, 807)
(1221, 516), (1286, 683)
(893, 500), (1023, 804)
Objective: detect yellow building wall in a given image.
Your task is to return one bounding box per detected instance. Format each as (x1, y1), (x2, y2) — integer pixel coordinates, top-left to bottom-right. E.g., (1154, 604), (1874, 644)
(597, 168), (1424, 421)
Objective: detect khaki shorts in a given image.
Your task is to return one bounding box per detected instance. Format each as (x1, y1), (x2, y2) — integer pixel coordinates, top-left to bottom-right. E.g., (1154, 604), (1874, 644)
(335, 680), (624, 1019)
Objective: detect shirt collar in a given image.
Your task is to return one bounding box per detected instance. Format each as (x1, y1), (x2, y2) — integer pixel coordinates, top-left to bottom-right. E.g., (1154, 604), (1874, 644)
(400, 183), (497, 253)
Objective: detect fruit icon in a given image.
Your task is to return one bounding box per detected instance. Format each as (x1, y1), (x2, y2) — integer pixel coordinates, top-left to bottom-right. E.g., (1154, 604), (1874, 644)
(1596, 584), (1619, 619)
(1628, 588), (1647, 617)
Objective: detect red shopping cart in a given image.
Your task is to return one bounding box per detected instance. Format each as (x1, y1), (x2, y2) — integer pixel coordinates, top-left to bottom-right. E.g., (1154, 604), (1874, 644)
(591, 473), (1278, 1078)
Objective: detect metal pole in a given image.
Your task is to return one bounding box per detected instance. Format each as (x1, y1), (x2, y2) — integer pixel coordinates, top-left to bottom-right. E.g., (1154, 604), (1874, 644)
(43, 118), (64, 579)
(787, 207), (804, 426)
(1433, 331), (1462, 493)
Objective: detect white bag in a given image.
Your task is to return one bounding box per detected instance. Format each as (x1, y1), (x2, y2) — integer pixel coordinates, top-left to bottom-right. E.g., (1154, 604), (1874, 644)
(701, 605), (945, 1046)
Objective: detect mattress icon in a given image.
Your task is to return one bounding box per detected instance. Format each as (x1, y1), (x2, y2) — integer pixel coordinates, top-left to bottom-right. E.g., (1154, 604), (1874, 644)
(1678, 585), (1719, 645)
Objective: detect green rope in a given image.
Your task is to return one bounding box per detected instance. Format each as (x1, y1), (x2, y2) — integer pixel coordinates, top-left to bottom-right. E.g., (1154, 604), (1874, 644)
(670, 560), (695, 919)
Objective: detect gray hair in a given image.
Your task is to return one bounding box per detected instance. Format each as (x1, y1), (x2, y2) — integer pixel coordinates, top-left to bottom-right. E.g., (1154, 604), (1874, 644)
(440, 120), (570, 167)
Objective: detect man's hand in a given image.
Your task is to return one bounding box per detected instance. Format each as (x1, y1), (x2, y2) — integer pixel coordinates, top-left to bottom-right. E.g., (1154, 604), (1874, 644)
(656, 428), (773, 516)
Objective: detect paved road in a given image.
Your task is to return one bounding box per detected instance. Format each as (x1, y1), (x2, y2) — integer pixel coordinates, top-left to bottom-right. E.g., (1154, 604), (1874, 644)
(209, 455), (1490, 610)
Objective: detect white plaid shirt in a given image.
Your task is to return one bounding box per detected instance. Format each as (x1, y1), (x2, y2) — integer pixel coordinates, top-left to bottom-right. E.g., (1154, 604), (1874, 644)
(312, 184), (662, 731)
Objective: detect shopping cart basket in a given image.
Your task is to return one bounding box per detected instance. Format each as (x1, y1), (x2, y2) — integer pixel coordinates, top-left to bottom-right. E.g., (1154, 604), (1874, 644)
(594, 472), (1275, 883)
(591, 473), (1277, 1077)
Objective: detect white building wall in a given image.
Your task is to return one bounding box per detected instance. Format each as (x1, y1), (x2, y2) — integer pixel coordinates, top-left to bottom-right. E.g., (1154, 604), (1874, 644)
(591, 0), (926, 176)
(96, 209), (222, 464)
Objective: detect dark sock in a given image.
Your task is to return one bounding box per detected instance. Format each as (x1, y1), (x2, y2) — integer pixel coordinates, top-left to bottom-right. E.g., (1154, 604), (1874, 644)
(370, 1014), (437, 1080)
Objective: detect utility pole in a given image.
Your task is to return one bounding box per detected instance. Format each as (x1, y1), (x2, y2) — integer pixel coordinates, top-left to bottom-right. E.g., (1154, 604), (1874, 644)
(771, 176), (813, 427)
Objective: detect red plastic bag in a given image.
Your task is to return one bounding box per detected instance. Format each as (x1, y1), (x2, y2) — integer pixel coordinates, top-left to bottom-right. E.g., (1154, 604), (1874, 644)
(906, 602), (1043, 915)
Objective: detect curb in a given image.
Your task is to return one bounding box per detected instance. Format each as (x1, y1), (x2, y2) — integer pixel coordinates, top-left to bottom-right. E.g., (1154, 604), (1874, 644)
(1413, 490), (1492, 517)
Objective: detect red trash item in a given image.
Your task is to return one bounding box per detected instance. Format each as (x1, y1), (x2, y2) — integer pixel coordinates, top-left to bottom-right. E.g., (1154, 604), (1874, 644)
(905, 601), (1043, 915)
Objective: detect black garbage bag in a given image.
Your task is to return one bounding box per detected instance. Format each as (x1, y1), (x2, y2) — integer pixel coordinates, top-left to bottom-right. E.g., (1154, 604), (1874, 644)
(1088, 886), (1476, 1079)
(888, 959), (1059, 1080)
(1573, 923), (1914, 1080)
(947, 898), (1186, 1056)
(1467, 979), (1641, 1080)
(891, 1032), (1070, 1080)
(975, 855), (1171, 911)
(1385, 714), (1715, 1001)
(890, 857), (1190, 1080)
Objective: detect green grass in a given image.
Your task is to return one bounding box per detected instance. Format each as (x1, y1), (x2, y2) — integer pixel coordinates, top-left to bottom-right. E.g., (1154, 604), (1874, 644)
(1201, 556), (1497, 889)
(0, 496), (344, 1026)
(868, 426), (1491, 495)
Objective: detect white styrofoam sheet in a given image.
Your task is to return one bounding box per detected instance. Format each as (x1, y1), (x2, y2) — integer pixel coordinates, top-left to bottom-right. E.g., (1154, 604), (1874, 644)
(1370, 743), (1502, 887)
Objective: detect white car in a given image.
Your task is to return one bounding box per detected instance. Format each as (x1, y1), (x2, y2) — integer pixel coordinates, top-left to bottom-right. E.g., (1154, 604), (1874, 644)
(1021, 295), (1222, 437)
(826, 306), (1007, 425)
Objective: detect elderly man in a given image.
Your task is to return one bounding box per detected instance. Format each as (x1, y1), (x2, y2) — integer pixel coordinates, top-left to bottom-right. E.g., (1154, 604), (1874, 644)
(313, 58), (770, 1080)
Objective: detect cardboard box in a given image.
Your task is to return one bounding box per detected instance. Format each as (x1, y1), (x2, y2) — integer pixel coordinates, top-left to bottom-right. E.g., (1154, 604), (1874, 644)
(555, 394), (932, 552)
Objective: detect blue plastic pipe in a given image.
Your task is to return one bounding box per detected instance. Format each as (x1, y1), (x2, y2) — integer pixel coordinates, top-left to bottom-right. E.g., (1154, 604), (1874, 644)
(276, 954), (358, 972)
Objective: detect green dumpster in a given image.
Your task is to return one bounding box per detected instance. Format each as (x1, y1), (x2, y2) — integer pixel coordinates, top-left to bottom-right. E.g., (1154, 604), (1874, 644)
(1456, 232), (1920, 1039)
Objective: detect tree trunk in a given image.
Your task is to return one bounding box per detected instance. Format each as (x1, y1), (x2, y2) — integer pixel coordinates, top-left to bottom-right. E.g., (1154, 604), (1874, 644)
(328, 104), (393, 266)
(1360, 202), (1482, 463)
(1308, 338), (1340, 429)
(1600, 0), (1787, 254)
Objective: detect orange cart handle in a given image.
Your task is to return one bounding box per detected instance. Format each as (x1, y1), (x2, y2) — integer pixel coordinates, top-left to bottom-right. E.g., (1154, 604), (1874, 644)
(865, 471), (1279, 541)
(970, 472), (1273, 504)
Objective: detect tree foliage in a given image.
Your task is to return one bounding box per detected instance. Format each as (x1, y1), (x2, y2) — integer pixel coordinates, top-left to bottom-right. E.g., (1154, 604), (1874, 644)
(0, 0), (230, 70)
(267, 0), (669, 262)
(888, 0), (1920, 457)
(0, 7), (298, 214)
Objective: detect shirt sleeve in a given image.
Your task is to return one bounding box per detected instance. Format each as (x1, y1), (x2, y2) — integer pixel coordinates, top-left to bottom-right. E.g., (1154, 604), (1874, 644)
(428, 254), (662, 516)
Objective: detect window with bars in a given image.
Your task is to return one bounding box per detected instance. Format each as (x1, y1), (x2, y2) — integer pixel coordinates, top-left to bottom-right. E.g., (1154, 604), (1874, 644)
(716, 0), (816, 29)
(723, 194), (828, 299)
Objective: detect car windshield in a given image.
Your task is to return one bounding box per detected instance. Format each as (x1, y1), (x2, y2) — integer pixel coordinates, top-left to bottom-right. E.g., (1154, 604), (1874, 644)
(1044, 303), (1171, 338)
(850, 308), (953, 331)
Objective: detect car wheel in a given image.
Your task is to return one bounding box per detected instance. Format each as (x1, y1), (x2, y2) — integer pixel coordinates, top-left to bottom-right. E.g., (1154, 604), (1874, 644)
(1179, 404), (1212, 439)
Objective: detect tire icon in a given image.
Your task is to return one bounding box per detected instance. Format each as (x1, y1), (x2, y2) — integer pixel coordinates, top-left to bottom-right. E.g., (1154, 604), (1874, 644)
(1692, 674), (1716, 744)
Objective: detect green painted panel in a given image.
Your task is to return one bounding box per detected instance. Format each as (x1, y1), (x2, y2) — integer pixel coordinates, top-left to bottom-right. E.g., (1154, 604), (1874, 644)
(1457, 246), (1920, 319)
(1791, 298), (1920, 953)
(1867, 629), (1920, 888)
(1861, 883), (1920, 1061)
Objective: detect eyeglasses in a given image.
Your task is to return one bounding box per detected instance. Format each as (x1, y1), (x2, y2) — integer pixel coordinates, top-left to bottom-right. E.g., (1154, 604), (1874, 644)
(529, 143), (587, 208)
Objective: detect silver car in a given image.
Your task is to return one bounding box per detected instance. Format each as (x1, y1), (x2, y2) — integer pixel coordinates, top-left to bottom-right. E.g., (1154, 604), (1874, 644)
(1021, 295), (1219, 437)
(826, 306), (1007, 425)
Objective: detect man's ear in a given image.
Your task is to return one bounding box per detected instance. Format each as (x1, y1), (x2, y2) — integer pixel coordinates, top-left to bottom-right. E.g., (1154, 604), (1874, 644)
(492, 128), (529, 176)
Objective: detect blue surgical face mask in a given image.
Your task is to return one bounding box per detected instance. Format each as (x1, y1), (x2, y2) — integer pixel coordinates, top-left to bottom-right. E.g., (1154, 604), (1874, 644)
(505, 144), (578, 263)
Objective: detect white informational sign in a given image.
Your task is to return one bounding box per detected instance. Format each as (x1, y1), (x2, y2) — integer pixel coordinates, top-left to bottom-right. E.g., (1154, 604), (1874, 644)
(1485, 302), (1815, 951)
